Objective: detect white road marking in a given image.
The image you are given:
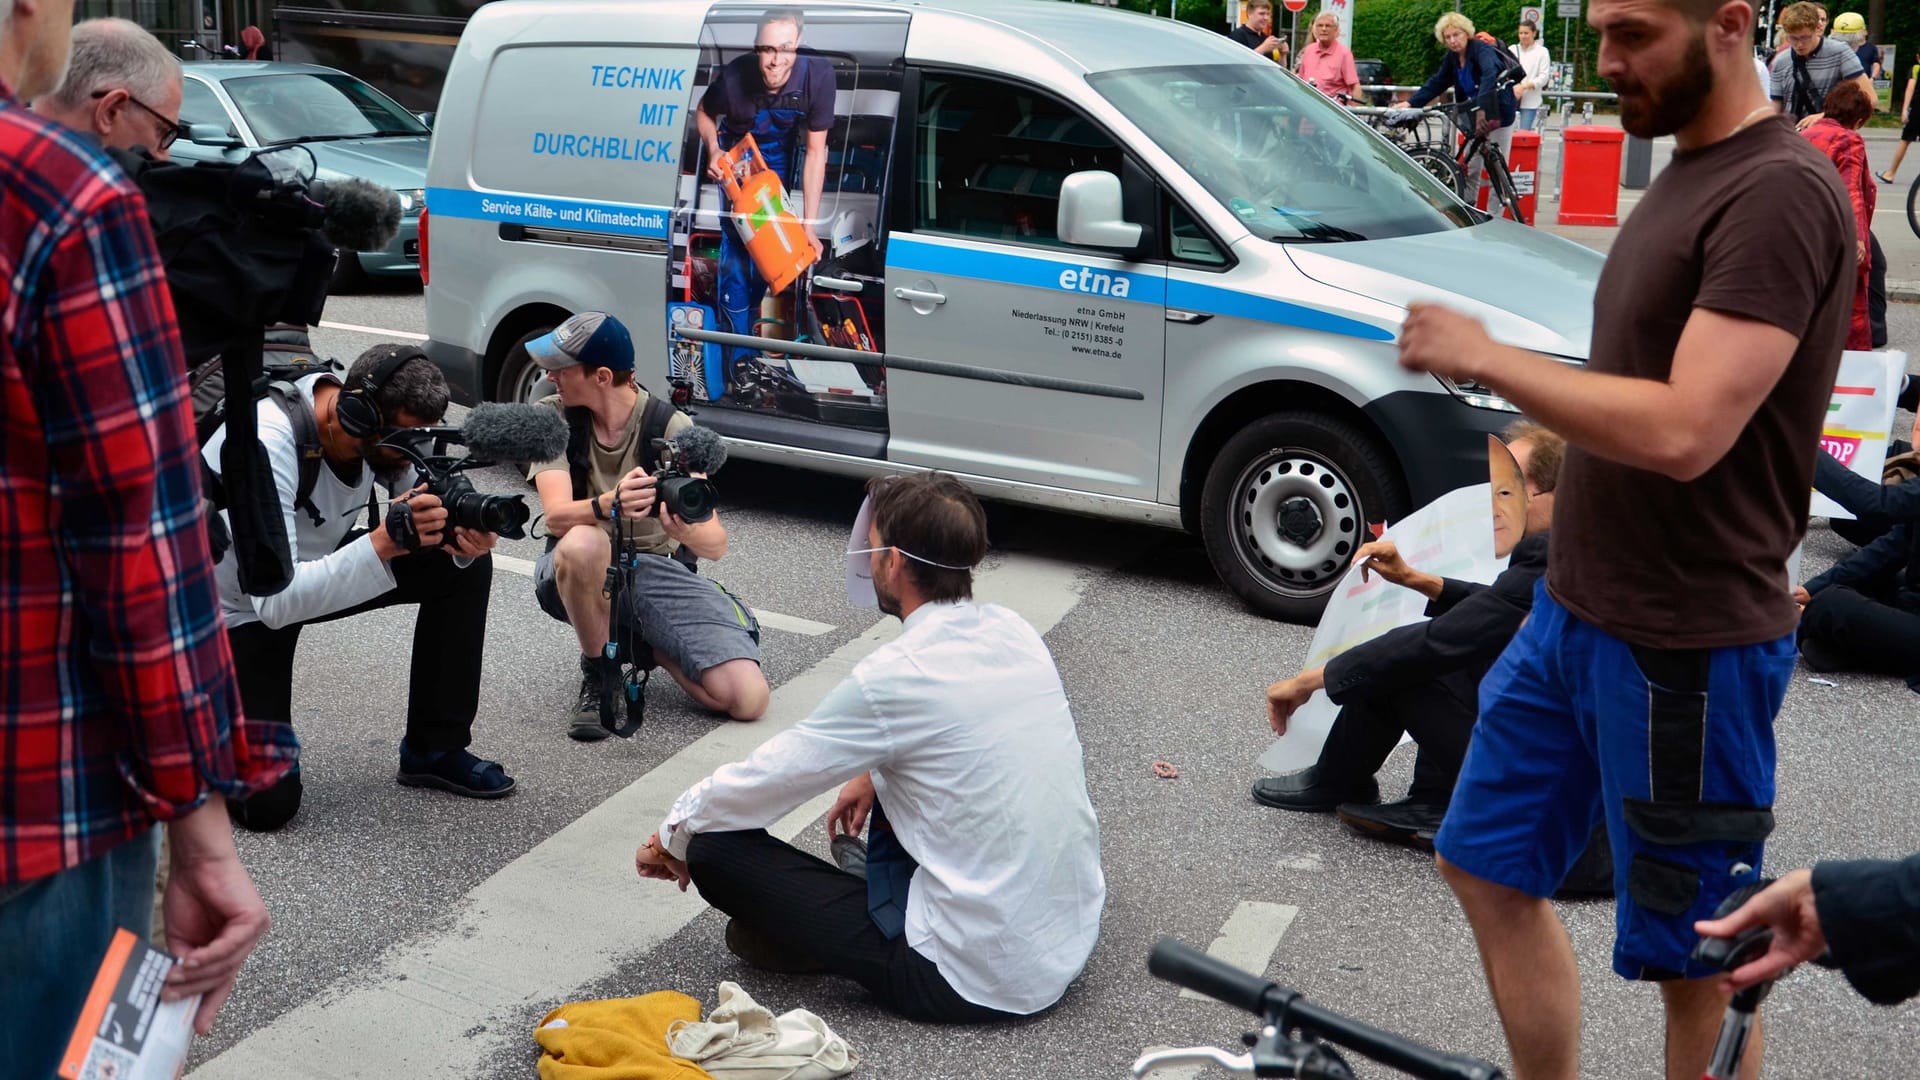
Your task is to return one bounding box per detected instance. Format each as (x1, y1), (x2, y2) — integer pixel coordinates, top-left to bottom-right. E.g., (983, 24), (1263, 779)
(318, 320), (429, 341)
(190, 548), (1117, 1080)
(487, 553), (835, 637)
(1177, 900), (1301, 1003)
(1274, 853), (1325, 872)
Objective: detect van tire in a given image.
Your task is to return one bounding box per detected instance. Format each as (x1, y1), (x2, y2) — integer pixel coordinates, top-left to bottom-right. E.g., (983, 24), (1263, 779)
(1200, 411), (1408, 624)
(494, 324), (560, 404)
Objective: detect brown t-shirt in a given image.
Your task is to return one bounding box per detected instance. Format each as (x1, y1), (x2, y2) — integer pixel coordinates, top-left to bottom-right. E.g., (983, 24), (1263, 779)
(528, 390), (692, 556)
(1547, 117), (1851, 649)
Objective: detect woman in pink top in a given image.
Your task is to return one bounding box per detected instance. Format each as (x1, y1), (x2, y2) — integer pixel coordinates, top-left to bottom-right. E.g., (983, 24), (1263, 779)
(1295, 13), (1360, 102)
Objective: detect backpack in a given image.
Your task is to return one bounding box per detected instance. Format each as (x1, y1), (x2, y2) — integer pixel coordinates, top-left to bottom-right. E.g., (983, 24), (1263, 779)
(1474, 32), (1527, 86)
(556, 389), (697, 572)
(191, 332), (344, 563)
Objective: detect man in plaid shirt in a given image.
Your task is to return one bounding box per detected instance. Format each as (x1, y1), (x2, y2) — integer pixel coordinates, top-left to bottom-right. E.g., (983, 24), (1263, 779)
(0, 2), (295, 1072)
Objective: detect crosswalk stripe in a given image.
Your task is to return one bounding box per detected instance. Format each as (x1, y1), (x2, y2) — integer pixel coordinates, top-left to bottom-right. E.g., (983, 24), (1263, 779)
(1176, 901), (1301, 1003)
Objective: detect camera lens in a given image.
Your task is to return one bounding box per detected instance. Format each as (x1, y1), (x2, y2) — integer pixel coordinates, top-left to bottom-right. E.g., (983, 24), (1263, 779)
(659, 476), (717, 524)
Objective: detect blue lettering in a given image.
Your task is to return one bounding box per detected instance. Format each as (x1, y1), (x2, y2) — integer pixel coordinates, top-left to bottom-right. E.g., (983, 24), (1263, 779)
(560, 133), (579, 156)
(589, 64), (604, 86)
(533, 132), (549, 153)
(637, 103), (680, 127)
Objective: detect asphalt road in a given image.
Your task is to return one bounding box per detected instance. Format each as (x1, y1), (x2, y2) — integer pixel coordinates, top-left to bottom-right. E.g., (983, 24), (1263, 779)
(178, 272), (1920, 1078)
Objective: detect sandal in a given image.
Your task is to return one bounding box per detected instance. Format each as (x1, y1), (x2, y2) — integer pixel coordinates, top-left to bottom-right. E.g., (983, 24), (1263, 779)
(1876, 171), (1897, 184)
(397, 743), (517, 799)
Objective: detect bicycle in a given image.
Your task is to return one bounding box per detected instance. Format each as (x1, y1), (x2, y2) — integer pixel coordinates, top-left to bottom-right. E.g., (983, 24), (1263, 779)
(1382, 100), (1528, 226)
(1357, 107), (1467, 199)
(1133, 937), (1504, 1079)
(1906, 171), (1918, 241)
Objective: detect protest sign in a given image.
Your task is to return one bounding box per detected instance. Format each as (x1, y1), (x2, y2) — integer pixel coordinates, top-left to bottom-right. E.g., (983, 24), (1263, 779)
(1812, 350), (1906, 521)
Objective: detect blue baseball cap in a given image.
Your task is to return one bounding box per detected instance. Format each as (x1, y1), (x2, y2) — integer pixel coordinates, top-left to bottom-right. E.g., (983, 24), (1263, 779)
(525, 311), (634, 373)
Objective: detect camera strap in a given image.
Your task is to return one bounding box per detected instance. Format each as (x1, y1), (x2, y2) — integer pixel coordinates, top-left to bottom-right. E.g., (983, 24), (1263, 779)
(597, 489), (645, 739)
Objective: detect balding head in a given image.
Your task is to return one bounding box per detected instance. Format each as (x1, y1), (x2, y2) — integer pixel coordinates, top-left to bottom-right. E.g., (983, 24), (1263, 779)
(35, 18), (183, 158)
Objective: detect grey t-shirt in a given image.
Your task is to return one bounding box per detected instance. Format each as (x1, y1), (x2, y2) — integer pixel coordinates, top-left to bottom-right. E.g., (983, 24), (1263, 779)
(528, 390), (692, 555)
(1771, 37), (1864, 119)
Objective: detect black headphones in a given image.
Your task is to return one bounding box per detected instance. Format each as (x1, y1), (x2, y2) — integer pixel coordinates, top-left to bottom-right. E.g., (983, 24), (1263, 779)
(335, 347), (424, 440)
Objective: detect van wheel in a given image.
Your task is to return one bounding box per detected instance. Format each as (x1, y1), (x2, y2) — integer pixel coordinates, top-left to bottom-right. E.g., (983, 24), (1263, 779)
(1200, 411), (1408, 624)
(494, 324), (559, 403)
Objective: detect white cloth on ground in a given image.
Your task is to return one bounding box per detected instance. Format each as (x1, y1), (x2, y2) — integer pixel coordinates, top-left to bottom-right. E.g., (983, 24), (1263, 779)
(665, 981), (856, 1080)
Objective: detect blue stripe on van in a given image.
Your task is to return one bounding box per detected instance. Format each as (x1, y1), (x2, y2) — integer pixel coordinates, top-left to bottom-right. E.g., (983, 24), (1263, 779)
(885, 234), (1394, 342)
(425, 187), (671, 239)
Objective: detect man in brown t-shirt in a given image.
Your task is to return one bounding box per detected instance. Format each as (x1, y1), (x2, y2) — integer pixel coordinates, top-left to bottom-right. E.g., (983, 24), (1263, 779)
(1396, 0), (1851, 1075)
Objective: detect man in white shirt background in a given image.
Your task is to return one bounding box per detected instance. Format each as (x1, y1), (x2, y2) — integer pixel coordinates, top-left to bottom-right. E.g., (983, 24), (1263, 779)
(205, 344), (514, 831)
(635, 472), (1105, 1023)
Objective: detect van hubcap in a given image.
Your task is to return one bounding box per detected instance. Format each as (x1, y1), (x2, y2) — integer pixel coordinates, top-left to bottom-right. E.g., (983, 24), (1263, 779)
(1232, 451), (1362, 597)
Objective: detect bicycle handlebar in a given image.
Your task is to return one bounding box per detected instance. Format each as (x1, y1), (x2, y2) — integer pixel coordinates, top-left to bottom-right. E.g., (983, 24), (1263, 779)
(1148, 938), (1506, 1080)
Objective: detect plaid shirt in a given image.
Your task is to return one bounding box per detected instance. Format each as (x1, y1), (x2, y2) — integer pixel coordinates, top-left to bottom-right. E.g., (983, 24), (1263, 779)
(0, 83), (294, 886)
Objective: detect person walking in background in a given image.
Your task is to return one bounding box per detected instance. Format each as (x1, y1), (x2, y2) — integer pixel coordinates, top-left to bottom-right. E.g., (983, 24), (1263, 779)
(1833, 13), (1877, 80)
(1513, 20), (1552, 130)
(1407, 13), (1518, 188)
(1876, 57), (1916, 184)
(1230, 0), (1289, 66)
(1296, 12), (1359, 101)
(1771, 1), (1870, 124)
(1801, 80), (1877, 349)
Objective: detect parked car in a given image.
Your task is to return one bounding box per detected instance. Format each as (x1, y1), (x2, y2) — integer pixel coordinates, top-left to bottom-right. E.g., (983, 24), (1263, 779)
(173, 61), (430, 288)
(1354, 58), (1397, 106)
(423, 0), (1599, 623)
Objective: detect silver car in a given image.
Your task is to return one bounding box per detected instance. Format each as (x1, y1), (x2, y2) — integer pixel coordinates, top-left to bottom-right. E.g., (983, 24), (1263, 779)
(173, 61), (429, 287)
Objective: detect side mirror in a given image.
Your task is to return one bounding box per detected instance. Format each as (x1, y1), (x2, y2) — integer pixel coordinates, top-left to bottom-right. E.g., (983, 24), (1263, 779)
(188, 123), (244, 149)
(416, 111), (436, 131)
(1057, 170), (1142, 249)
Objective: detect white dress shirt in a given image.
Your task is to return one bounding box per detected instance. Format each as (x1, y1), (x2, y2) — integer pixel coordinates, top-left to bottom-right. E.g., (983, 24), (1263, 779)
(660, 600), (1106, 1016)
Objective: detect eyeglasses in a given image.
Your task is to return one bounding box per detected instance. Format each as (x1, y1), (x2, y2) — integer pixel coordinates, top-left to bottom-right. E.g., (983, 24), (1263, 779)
(753, 44), (800, 58)
(1787, 32), (1819, 46)
(92, 89), (190, 150)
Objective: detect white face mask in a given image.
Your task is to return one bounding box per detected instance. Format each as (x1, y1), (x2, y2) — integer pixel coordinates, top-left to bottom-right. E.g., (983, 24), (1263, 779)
(843, 495), (972, 608)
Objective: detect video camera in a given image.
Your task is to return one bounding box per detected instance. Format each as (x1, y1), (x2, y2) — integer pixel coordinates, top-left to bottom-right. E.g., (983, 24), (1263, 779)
(378, 402), (571, 550)
(648, 424), (727, 524)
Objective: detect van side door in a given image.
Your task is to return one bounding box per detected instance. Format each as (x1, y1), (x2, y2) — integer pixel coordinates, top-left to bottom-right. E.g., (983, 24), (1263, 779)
(883, 70), (1166, 502)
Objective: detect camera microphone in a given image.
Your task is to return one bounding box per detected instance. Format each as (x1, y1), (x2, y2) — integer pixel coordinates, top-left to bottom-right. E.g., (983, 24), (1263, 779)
(667, 424), (728, 475)
(456, 402), (571, 463)
(309, 176), (403, 253)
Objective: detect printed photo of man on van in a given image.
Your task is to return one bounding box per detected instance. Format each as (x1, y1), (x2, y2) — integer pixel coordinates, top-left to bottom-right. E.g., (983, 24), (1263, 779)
(669, 5), (902, 425)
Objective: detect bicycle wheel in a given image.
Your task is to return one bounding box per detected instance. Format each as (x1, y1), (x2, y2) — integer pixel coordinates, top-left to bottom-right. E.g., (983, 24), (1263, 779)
(1407, 146), (1467, 199)
(1908, 173), (1919, 240)
(1485, 152), (1528, 225)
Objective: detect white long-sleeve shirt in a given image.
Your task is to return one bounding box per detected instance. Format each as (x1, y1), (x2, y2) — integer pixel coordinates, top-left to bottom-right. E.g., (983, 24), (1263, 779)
(1516, 42), (1551, 110)
(660, 600), (1106, 1016)
(203, 373), (401, 630)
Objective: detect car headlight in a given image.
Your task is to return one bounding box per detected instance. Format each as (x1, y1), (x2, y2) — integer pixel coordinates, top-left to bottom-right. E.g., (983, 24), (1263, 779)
(1435, 375), (1521, 413)
(397, 188), (426, 214)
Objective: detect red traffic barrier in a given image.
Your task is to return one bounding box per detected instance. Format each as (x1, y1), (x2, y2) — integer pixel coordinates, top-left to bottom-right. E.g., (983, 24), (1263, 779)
(1475, 128), (1541, 224)
(1557, 125), (1624, 227)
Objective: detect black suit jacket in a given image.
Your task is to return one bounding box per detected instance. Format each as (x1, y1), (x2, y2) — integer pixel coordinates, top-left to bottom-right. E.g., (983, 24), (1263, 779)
(1324, 531), (1548, 704)
(1813, 853), (1920, 1005)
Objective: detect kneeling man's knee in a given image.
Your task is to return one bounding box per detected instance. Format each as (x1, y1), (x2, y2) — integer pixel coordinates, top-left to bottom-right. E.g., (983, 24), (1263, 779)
(704, 659), (769, 721)
(553, 527), (611, 577)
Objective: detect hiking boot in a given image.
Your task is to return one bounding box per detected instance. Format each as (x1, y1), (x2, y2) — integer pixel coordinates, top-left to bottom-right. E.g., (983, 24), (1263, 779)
(724, 918), (826, 975)
(570, 655), (618, 742)
(1336, 799), (1446, 852)
(1250, 767), (1378, 813)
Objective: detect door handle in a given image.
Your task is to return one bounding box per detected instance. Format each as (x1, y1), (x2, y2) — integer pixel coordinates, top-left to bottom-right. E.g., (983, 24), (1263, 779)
(814, 275), (864, 293)
(893, 286), (947, 305)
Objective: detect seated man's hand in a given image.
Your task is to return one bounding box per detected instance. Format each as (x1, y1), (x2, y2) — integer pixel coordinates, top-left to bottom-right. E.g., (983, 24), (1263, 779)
(1266, 675), (1313, 736)
(616, 467), (658, 519)
(1353, 540), (1416, 585)
(635, 831), (691, 891)
(827, 773), (875, 842)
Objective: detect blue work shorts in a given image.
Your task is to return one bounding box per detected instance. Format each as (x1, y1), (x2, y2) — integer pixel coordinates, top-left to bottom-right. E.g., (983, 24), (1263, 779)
(1435, 581), (1794, 980)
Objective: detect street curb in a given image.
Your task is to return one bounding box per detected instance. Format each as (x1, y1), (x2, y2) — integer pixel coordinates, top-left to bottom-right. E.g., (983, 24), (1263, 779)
(1894, 280), (1920, 304)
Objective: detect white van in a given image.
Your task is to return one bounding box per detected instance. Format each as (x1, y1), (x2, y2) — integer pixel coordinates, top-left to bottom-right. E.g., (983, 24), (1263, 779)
(422, 0), (1599, 621)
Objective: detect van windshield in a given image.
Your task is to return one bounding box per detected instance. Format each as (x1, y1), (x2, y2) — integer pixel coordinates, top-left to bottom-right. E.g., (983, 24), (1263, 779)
(1090, 65), (1476, 242)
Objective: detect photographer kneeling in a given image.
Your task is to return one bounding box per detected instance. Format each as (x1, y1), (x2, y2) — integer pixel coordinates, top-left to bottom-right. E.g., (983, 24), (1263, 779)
(528, 312), (769, 739)
(206, 344), (516, 831)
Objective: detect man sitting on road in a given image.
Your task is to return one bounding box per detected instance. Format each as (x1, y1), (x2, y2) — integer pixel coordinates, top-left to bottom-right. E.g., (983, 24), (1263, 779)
(529, 312), (768, 739)
(205, 344), (515, 831)
(634, 473), (1106, 1023)
(34, 18), (186, 160)
(1256, 425), (1611, 892)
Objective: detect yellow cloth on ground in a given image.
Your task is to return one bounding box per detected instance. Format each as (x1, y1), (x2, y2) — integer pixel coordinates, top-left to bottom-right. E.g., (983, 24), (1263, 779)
(535, 991), (714, 1080)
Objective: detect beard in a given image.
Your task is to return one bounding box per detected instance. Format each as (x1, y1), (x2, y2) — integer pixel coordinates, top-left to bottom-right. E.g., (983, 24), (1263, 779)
(1614, 32), (1716, 138)
(874, 579), (903, 619)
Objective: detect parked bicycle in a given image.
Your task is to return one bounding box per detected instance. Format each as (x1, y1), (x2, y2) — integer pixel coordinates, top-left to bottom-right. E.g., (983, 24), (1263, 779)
(1382, 101), (1528, 226)
(1905, 171), (1919, 241)
(1357, 108), (1463, 197)
(1133, 937), (1503, 1079)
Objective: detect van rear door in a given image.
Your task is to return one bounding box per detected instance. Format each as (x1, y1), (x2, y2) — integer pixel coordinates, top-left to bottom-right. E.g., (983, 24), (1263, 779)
(884, 70), (1166, 501)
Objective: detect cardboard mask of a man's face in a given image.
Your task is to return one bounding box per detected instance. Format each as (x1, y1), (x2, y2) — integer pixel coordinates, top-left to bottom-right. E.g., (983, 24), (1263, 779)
(1489, 434), (1528, 559)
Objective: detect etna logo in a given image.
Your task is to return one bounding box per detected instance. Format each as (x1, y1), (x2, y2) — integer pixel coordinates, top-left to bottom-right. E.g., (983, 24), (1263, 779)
(1056, 266), (1131, 299)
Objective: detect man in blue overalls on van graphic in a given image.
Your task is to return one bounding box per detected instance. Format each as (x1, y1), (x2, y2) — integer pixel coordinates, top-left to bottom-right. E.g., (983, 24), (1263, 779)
(695, 6), (835, 376)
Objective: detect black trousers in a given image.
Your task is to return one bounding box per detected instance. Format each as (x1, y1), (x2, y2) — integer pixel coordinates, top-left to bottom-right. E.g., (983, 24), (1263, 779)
(1314, 675), (1476, 806)
(1800, 584), (1920, 678)
(685, 829), (1015, 1024)
(226, 548), (492, 753)
(1870, 231), (1887, 350)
